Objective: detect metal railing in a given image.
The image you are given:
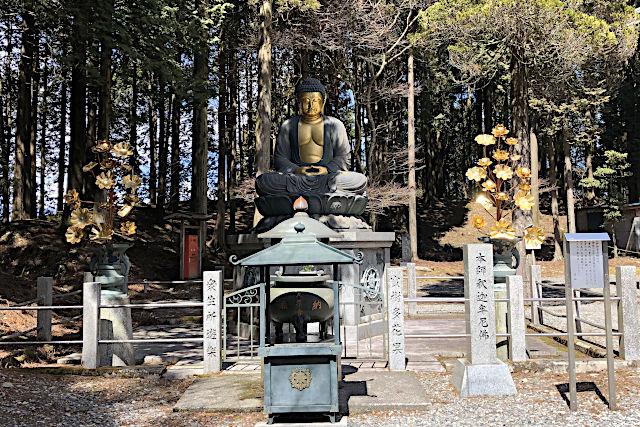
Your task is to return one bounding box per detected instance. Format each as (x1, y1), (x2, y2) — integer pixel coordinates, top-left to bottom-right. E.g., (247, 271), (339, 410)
(0, 277), (83, 345)
(400, 262), (636, 362)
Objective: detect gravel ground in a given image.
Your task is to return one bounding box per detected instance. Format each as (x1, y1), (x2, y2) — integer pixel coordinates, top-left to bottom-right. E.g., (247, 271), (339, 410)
(2, 367), (640, 426)
(350, 369), (640, 427)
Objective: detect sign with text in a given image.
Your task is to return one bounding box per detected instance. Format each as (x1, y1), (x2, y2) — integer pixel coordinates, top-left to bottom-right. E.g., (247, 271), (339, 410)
(569, 240), (605, 289)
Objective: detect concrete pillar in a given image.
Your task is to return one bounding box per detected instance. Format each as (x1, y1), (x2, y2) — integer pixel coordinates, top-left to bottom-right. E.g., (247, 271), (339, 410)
(507, 275), (527, 362)
(100, 291), (135, 366)
(387, 267), (405, 371)
(401, 233), (411, 263)
(407, 262), (417, 317)
(82, 281), (101, 369)
(529, 265), (541, 325)
(339, 253), (359, 326)
(452, 244), (516, 397)
(616, 266), (640, 361)
(203, 270), (223, 373)
(36, 277), (53, 341)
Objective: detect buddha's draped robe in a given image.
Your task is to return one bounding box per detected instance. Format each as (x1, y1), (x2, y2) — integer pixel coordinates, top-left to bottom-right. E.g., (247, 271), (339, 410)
(256, 115), (367, 196)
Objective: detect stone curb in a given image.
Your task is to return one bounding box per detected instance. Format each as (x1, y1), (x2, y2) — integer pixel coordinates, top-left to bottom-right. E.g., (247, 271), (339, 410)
(526, 321), (609, 358)
(12, 364), (168, 378)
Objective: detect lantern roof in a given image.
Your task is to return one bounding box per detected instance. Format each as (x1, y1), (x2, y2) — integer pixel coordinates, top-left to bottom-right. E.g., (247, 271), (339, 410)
(257, 212), (342, 239)
(231, 222), (362, 266)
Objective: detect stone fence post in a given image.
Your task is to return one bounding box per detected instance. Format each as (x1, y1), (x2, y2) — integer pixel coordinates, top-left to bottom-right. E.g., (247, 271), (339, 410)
(506, 275), (526, 362)
(82, 281), (101, 369)
(387, 267), (405, 371)
(203, 270), (223, 373)
(616, 266), (640, 361)
(37, 277), (53, 341)
(407, 262), (417, 317)
(529, 265), (542, 325)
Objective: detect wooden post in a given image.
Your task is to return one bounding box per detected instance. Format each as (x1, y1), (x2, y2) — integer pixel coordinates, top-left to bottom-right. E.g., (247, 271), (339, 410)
(36, 277), (52, 341)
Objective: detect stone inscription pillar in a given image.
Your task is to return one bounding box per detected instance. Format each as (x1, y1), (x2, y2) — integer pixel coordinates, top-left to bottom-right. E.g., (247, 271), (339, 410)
(452, 244), (516, 397)
(203, 270), (223, 373)
(464, 244), (496, 364)
(387, 267), (405, 371)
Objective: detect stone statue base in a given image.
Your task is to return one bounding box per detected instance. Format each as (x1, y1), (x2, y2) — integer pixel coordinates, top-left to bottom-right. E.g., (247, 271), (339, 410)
(256, 213), (370, 234)
(255, 193), (367, 217)
(451, 358), (516, 397)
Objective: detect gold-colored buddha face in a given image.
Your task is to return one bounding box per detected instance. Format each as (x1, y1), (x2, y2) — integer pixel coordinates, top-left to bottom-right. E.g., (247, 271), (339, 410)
(298, 91), (324, 123)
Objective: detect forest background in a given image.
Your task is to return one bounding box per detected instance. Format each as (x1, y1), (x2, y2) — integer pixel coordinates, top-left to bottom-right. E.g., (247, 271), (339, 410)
(1, 0), (640, 264)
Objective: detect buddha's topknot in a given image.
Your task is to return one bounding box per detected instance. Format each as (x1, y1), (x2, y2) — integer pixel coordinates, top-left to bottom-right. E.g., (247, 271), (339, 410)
(295, 78), (326, 101)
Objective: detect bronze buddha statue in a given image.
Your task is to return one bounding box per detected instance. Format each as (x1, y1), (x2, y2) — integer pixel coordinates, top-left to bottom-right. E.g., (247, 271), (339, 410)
(255, 79), (368, 227)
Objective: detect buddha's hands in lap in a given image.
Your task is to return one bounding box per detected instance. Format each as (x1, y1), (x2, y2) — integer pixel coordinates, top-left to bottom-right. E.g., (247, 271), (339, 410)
(295, 165), (328, 176)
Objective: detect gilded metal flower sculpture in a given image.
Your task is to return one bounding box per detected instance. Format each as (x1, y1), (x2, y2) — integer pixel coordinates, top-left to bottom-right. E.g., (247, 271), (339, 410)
(64, 139), (139, 244)
(466, 125), (544, 246)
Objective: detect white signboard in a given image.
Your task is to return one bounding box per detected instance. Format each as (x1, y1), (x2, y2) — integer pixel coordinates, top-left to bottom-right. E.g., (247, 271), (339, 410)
(569, 241), (604, 289)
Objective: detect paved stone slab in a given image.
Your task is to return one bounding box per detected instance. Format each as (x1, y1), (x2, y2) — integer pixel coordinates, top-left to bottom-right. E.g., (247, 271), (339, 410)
(173, 373), (263, 412)
(341, 370), (430, 413)
(255, 416), (348, 426)
(174, 369), (431, 414)
(164, 360), (204, 380)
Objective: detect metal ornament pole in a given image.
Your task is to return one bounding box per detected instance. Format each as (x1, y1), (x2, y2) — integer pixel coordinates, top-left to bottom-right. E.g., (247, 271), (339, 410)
(563, 238), (577, 411)
(602, 241), (616, 409)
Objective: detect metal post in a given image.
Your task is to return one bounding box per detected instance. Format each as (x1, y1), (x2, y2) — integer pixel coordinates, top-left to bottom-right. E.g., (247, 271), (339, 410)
(82, 281), (101, 369)
(602, 241), (616, 409)
(574, 290), (583, 333)
(529, 265), (541, 325)
(616, 266), (640, 360)
(36, 277), (53, 341)
(333, 265), (340, 346)
(407, 262), (417, 317)
(603, 280), (617, 409)
(563, 238), (577, 411)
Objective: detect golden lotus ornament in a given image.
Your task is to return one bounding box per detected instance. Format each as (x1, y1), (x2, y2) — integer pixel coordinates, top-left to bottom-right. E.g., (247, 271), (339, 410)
(492, 124), (509, 137)
(65, 226), (84, 244)
(472, 216), (486, 229)
(475, 134), (496, 146)
(524, 226), (545, 247)
(490, 219), (516, 240)
(466, 166), (487, 182)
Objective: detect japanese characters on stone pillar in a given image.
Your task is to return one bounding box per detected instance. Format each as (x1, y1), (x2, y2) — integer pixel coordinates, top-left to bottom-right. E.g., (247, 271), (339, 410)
(464, 244), (496, 365)
(452, 243), (516, 397)
(387, 267), (405, 371)
(203, 270), (223, 373)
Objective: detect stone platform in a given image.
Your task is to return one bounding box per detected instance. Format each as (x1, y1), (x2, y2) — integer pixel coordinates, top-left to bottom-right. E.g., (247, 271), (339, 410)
(173, 369), (430, 415)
